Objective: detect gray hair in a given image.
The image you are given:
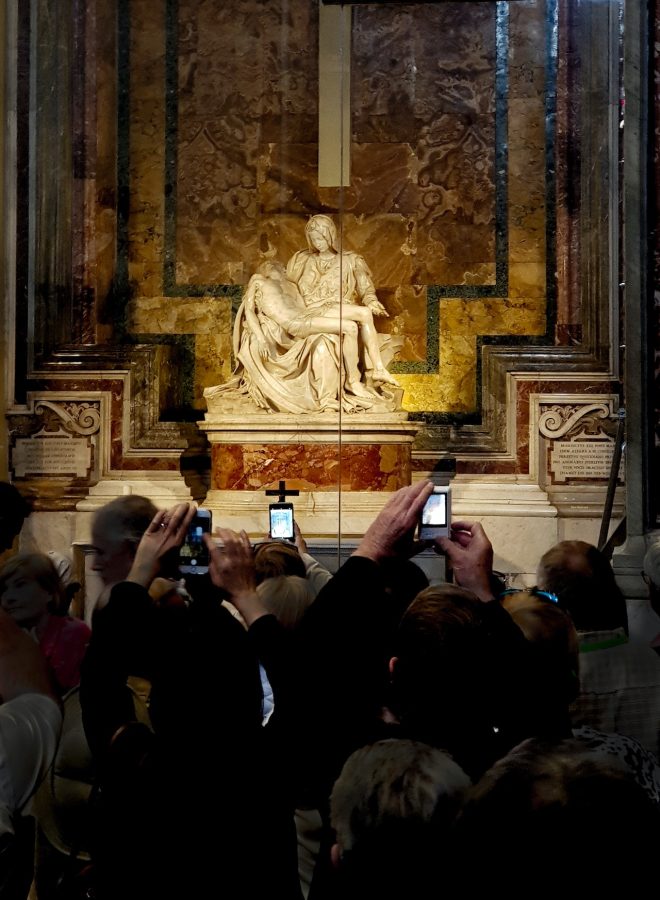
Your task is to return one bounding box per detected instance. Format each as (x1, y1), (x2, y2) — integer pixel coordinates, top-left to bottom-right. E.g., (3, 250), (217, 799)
(92, 495), (158, 547)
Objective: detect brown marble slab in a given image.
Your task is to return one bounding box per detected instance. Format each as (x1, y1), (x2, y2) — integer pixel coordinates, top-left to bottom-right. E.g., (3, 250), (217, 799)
(211, 442), (411, 492)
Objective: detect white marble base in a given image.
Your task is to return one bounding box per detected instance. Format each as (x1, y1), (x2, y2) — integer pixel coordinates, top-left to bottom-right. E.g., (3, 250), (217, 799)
(205, 489), (391, 539)
(199, 411), (420, 445)
(76, 476), (192, 512)
(71, 475), (193, 545)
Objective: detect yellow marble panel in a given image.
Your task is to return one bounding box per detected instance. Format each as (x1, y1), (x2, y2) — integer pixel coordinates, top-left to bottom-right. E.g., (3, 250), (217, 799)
(509, 263), (547, 299)
(128, 297), (230, 334)
(400, 293), (547, 414)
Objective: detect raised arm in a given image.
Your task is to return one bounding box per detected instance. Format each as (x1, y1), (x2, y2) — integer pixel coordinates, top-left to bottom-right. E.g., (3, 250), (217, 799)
(81, 503), (196, 757)
(436, 521), (496, 603)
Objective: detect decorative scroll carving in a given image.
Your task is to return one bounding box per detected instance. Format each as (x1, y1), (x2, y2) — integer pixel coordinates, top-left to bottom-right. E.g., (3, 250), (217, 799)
(34, 401), (101, 436)
(538, 402), (613, 440)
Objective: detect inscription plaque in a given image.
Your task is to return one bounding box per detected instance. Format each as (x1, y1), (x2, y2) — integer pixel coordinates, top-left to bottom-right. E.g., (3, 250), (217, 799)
(13, 437), (91, 478)
(550, 440), (623, 483)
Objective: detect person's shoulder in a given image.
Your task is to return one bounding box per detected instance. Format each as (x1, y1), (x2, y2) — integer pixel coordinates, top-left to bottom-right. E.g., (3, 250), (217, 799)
(60, 615), (91, 639)
(0, 693), (61, 733)
(44, 613), (89, 640)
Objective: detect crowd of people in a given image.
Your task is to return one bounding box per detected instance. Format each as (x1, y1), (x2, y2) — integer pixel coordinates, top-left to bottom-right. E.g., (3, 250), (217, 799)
(0, 479), (660, 897)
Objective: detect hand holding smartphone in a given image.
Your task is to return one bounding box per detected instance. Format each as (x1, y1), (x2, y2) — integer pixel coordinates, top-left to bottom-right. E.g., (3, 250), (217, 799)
(418, 486), (451, 542)
(269, 502), (294, 541)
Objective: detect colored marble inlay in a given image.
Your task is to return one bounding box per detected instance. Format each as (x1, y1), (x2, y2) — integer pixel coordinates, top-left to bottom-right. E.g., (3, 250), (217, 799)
(120, 0), (564, 423)
(211, 443), (411, 492)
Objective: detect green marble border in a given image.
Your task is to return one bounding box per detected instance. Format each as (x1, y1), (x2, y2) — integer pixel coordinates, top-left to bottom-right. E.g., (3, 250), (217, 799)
(412, 0), (558, 426)
(391, 289), (439, 375)
(115, 0), (130, 327)
(392, 0), (510, 376)
(115, 0), (196, 410)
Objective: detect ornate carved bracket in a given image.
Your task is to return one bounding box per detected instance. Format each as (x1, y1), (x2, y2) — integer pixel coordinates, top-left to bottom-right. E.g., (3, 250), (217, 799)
(538, 402), (613, 440)
(34, 401), (101, 436)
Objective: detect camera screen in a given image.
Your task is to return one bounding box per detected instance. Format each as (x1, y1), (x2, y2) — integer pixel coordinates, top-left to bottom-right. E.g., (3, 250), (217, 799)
(422, 493), (447, 526)
(180, 519), (210, 566)
(270, 507), (293, 539)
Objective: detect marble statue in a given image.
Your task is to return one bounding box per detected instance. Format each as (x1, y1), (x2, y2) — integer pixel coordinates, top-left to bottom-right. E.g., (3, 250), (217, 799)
(204, 216), (402, 416)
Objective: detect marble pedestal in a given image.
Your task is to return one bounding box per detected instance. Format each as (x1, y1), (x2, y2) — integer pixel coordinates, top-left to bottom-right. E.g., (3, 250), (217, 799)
(199, 412), (420, 536)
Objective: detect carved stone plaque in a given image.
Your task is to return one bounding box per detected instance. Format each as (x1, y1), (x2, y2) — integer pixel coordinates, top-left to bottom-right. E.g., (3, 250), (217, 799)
(13, 436), (91, 478)
(550, 440), (621, 482)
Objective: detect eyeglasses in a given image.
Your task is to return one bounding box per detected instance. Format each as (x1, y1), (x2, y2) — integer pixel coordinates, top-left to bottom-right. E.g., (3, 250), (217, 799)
(498, 587), (559, 604)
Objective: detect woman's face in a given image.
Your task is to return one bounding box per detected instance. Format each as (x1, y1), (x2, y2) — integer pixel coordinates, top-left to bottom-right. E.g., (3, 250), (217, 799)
(308, 228), (331, 253)
(0, 572), (51, 627)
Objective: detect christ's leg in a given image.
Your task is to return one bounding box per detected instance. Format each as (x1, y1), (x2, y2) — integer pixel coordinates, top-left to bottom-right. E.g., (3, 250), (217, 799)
(338, 307), (398, 386)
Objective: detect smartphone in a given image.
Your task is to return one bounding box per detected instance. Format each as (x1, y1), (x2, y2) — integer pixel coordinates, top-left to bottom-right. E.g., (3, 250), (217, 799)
(418, 486), (451, 541)
(269, 502), (294, 541)
(178, 509), (212, 575)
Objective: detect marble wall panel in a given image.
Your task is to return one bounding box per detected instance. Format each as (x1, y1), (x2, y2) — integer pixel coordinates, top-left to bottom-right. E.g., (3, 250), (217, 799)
(654, 0), (660, 510)
(450, 378), (619, 477)
(260, 143), (419, 220)
(27, 375), (184, 474)
(93, 0), (118, 330)
(128, 297), (233, 404)
(211, 442), (410, 492)
(8, 0), (629, 513)
(109, 0), (593, 445)
(376, 285), (428, 364)
(127, 0), (167, 305)
(350, 0), (499, 286)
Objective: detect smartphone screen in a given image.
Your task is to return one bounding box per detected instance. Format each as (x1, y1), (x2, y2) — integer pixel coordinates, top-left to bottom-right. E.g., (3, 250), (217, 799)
(179, 509), (212, 574)
(269, 503), (294, 541)
(418, 488), (451, 541)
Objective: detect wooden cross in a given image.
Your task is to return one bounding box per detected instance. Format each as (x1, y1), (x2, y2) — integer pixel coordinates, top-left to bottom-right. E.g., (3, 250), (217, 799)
(265, 481), (300, 504)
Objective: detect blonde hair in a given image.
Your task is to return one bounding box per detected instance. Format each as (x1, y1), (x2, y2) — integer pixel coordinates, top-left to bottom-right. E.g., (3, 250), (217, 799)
(256, 575), (312, 631)
(253, 541), (306, 583)
(0, 552), (65, 613)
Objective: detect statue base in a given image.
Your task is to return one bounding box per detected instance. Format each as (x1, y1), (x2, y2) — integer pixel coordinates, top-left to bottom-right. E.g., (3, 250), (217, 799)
(198, 412), (420, 536)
